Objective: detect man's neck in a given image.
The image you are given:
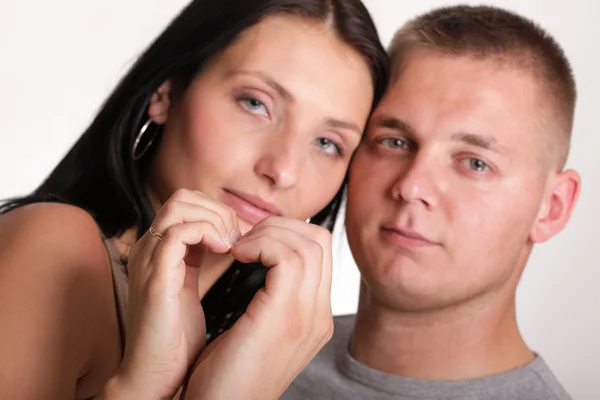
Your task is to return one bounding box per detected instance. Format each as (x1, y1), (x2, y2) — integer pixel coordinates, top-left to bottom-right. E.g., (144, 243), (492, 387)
(350, 284), (534, 381)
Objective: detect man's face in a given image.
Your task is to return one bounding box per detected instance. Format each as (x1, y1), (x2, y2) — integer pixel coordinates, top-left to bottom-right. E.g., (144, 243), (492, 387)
(346, 48), (576, 311)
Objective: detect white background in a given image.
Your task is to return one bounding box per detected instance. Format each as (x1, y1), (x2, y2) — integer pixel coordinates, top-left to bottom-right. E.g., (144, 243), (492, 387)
(0, 0), (597, 398)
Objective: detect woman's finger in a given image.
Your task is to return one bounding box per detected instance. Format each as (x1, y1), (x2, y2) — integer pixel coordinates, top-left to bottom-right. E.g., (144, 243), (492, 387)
(152, 200), (232, 245)
(234, 225), (324, 314)
(230, 235), (304, 305)
(152, 220), (231, 268)
(166, 189), (240, 240)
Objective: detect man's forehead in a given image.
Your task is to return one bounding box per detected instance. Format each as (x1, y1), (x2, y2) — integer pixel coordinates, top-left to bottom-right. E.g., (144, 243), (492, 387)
(374, 55), (544, 146)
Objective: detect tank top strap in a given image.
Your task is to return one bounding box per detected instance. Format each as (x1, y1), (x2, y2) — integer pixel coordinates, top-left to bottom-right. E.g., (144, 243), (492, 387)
(100, 236), (129, 355)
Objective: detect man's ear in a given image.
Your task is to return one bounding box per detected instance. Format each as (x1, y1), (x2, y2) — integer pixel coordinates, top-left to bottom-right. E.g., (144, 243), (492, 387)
(148, 80), (173, 125)
(530, 169), (581, 243)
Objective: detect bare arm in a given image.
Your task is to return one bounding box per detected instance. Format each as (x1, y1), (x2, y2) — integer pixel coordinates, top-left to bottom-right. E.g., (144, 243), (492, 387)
(0, 203), (120, 399)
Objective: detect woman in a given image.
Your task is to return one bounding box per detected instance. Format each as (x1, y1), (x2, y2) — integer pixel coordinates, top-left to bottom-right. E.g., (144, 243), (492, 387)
(0, 0), (388, 398)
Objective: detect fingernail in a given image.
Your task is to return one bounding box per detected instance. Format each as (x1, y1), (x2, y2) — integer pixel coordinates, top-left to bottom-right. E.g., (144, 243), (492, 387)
(230, 229), (242, 243)
(232, 232), (248, 247)
(221, 235), (232, 249)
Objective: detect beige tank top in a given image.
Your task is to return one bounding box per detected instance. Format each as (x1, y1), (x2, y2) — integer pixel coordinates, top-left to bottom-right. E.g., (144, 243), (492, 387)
(83, 238), (130, 400)
(102, 238), (129, 352)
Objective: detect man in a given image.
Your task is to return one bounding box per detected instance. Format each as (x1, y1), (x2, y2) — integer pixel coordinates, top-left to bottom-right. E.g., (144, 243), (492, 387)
(282, 5), (579, 400)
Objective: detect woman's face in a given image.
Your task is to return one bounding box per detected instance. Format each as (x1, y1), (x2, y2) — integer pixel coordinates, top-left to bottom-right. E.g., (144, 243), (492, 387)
(147, 15), (374, 233)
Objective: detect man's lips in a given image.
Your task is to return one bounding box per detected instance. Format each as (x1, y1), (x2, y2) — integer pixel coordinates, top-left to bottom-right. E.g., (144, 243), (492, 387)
(381, 226), (440, 249)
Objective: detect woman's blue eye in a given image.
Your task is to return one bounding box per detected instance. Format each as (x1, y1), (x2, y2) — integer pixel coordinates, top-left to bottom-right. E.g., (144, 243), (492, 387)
(315, 138), (343, 156)
(239, 98), (268, 116)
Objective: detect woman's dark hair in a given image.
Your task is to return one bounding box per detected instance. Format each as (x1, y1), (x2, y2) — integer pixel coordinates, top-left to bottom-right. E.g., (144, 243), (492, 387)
(0, 0), (389, 238)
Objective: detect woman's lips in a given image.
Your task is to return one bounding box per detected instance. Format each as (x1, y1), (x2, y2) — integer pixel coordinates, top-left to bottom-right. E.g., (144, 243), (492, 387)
(221, 189), (281, 225)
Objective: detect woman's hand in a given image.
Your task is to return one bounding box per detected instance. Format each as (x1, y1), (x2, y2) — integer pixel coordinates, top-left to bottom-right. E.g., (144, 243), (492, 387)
(183, 216), (334, 400)
(108, 189), (241, 399)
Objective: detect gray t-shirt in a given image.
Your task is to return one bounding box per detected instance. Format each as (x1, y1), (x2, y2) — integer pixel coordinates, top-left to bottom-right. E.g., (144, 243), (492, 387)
(281, 315), (572, 400)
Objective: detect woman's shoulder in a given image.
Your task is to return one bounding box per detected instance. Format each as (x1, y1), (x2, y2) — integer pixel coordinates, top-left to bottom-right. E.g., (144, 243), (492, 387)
(0, 201), (114, 307)
(0, 203), (123, 397)
(0, 202), (107, 265)
(0, 201), (100, 231)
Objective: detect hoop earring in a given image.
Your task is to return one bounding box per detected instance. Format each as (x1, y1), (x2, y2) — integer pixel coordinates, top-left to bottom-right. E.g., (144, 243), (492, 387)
(131, 118), (161, 160)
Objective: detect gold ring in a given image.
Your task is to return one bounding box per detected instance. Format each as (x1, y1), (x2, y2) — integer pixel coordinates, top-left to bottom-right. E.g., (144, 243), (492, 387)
(149, 226), (164, 241)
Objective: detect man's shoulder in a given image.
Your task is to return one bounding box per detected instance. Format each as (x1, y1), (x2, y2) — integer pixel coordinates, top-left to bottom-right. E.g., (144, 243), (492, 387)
(466, 355), (572, 400)
(514, 355), (572, 400)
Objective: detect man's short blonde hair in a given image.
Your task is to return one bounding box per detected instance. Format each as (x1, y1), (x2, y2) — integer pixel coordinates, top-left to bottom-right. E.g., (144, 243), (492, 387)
(388, 5), (577, 168)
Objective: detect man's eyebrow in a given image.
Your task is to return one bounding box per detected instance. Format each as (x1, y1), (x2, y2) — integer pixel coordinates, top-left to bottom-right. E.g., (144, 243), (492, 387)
(227, 70), (293, 102)
(373, 115), (417, 137)
(373, 115), (507, 153)
(452, 132), (506, 153)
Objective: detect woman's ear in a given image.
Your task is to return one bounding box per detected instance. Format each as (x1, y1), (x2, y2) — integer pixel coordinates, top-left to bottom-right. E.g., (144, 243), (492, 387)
(148, 80), (173, 125)
(529, 169), (581, 243)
